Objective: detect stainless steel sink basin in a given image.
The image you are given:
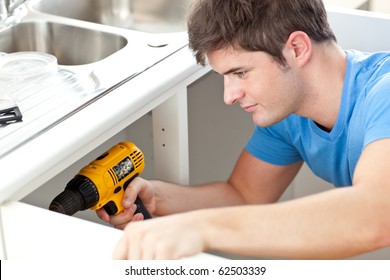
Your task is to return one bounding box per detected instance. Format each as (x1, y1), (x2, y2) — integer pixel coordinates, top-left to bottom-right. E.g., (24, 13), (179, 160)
(31, 0), (190, 33)
(0, 21), (127, 65)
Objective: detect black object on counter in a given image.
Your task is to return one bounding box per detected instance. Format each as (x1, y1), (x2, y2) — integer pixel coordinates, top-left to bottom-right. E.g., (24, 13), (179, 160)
(0, 106), (23, 125)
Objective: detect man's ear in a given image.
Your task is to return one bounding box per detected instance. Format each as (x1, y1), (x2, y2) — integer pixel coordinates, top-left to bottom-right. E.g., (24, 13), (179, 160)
(283, 31), (312, 67)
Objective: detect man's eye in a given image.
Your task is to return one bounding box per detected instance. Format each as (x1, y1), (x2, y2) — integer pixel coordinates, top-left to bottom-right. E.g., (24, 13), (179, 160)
(235, 71), (246, 78)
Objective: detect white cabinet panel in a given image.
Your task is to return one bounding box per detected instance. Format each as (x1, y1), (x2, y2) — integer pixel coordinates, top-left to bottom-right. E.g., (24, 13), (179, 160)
(0, 201), (223, 260)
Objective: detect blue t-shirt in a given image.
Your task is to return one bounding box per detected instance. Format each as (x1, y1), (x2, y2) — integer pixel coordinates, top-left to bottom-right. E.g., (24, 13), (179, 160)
(245, 50), (390, 187)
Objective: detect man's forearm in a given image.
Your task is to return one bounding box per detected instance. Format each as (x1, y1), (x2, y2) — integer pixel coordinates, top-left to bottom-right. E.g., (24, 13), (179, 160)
(202, 186), (388, 259)
(152, 180), (246, 216)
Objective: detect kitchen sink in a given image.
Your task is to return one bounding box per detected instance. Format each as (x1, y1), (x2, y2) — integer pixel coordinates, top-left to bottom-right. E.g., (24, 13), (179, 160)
(31, 0), (190, 33)
(0, 0), (189, 159)
(0, 21), (127, 65)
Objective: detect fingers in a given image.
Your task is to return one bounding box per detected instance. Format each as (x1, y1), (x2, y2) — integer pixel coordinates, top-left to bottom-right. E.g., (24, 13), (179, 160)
(122, 177), (145, 208)
(113, 229), (190, 260)
(96, 208), (110, 223)
(112, 222), (164, 260)
(97, 204), (142, 229)
(112, 214), (205, 260)
(96, 177), (155, 226)
(112, 234), (130, 260)
(114, 212), (145, 230)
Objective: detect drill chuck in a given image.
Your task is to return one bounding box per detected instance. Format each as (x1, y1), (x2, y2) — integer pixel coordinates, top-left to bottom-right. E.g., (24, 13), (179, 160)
(49, 175), (99, 216)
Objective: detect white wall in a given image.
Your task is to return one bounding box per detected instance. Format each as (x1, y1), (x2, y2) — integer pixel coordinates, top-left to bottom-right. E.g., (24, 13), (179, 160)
(370, 0), (390, 13)
(324, 0), (370, 10)
(324, 0), (390, 13)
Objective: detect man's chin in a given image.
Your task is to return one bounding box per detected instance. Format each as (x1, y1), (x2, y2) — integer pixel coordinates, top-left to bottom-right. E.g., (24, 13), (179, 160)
(252, 115), (281, 128)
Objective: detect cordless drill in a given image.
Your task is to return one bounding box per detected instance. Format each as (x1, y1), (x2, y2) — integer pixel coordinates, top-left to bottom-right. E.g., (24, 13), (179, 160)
(49, 142), (152, 219)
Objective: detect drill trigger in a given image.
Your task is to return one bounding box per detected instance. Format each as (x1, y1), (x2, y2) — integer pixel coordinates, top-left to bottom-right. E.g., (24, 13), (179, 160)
(103, 201), (119, 216)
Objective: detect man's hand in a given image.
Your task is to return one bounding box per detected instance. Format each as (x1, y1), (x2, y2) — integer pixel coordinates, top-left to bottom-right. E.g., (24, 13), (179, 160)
(96, 177), (156, 229)
(112, 212), (207, 259)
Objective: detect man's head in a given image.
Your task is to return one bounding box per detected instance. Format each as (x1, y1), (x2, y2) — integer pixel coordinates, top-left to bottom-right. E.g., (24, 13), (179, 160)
(187, 0), (336, 67)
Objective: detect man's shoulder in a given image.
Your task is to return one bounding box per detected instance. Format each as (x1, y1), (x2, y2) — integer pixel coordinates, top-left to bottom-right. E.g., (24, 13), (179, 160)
(347, 50), (390, 71)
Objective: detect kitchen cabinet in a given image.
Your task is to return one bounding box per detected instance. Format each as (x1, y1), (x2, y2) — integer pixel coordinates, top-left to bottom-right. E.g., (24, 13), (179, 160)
(0, 42), (212, 259)
(1, 201), (222, 260)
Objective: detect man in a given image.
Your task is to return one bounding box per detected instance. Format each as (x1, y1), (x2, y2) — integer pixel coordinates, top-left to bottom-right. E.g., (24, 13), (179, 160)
(98, 0), (390, 259)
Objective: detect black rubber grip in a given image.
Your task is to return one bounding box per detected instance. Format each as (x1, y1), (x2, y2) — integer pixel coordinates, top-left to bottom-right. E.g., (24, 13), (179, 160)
(134, 197), (152, 219)
(104, 201), (119, 216)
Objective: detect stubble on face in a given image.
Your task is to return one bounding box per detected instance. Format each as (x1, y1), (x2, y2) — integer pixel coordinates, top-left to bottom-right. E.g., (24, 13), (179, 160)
(248, 59), (304, 128)
(208, 48), (304, 128)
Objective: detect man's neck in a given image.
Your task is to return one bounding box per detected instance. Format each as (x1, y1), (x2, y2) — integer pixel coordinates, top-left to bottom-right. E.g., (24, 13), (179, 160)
(300, 43), (347, 131)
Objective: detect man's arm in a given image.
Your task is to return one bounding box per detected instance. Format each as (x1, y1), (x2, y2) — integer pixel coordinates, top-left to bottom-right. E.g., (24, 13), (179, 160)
(112, 150), (304, 259)
(152, 150), (303, 216)
(201, 139), (390, 259)
(99, 149), (301, 227)
(114, 140), (390, 259)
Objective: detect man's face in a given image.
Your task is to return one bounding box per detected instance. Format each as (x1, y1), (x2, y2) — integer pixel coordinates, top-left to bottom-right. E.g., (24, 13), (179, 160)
(207, 47), (304, 127)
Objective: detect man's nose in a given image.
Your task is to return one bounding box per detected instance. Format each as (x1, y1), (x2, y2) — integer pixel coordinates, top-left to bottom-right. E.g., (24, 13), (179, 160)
(223, 78), (243, 105)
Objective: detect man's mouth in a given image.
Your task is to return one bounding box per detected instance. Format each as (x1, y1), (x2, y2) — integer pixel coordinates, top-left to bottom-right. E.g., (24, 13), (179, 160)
(242, 104), (257, 113)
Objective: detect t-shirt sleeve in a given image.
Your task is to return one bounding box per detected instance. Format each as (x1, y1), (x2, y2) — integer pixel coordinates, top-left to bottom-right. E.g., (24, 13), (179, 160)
(363, 74), (390, 147)
(245, 124), (302, 166)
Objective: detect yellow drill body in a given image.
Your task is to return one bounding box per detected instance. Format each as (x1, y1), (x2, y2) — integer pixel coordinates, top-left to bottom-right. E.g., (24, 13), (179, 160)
(81, 142), (144, 214)
(49, 142), (151, 218)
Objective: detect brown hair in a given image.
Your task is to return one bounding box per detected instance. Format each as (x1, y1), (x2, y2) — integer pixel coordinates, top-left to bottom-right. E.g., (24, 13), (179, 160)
(187, 0), (336, 66)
